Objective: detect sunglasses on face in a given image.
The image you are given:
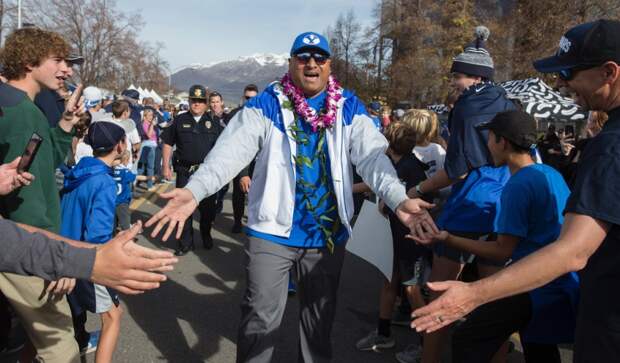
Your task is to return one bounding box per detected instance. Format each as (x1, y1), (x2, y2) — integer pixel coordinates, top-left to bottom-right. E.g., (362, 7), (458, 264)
(558, 64), (600, 81)
(294, 52), (329, 65)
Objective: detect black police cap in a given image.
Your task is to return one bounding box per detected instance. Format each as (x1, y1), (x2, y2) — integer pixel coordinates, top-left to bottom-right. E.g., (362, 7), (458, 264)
(189, 85), (207, 100)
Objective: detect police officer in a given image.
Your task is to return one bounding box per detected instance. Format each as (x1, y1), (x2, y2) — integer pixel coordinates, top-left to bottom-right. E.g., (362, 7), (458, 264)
(161, 85), (224, 256)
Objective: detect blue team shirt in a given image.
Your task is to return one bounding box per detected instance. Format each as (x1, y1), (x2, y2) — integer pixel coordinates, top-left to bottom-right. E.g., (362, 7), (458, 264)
(113, 166), (136, 205)
(495, 163), (579, 344)
(437, 165), (510, 233)
(247, 91), (348, 248)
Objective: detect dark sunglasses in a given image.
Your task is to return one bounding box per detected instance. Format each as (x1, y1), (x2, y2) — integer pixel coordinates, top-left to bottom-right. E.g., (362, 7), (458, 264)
(294, 52), (329, 65)
(558, 64), (600, 81)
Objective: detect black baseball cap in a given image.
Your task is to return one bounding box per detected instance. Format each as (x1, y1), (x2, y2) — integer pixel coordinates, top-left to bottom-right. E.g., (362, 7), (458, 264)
(476, 110), (538, 149)
(533, 19), (620, 74)
(66, 53), (84, 66)
(85, 121), (125, 152)
(121, 89), (140, 100)
(189, 85), (207, 100)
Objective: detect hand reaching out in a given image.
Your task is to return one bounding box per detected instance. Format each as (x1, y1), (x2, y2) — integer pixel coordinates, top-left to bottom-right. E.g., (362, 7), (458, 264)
(395, 198), (438, 241)
(91, 221), (179, 295)
(411, 280), (481, 333)
(145, 188), (198, 241)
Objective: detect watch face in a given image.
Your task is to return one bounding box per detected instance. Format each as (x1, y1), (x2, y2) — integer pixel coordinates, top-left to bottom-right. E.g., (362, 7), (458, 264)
(205, 121), (212, 129)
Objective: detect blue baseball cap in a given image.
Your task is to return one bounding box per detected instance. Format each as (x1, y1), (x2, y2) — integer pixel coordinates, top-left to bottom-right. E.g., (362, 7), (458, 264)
(368, 101), (381, 112)
(290, 32), (331, 57)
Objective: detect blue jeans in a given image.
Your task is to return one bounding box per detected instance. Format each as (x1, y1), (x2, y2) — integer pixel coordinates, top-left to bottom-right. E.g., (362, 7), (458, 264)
(138, 145), (156, 188)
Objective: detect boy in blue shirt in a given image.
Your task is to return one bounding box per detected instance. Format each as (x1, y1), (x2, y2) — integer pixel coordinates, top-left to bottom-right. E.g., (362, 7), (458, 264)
(411, 110), (579, 363)
(113, 150), (136, 231)
(60, 122), (128, 363)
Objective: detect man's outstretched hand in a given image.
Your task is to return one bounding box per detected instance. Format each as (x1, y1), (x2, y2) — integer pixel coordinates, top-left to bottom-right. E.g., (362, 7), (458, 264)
(395, 198), (439, 241)
(411, 280), (482, 333)
(145, 188), (198, 241)
(91, 221), (179, 294)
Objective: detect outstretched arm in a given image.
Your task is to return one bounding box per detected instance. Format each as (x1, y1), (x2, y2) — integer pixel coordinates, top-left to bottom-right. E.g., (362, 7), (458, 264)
(147, 104), (267, 240)
(411, 213), (606, 333)
(10, 220), (178, 295)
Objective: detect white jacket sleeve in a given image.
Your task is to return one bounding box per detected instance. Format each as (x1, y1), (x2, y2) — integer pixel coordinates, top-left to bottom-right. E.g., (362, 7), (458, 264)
(185, 106), (267, 202)
(349, 115), (408, 211)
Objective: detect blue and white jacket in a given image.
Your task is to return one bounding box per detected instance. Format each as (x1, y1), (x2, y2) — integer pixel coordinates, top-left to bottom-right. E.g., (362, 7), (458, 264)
(186, 82), (407, 238)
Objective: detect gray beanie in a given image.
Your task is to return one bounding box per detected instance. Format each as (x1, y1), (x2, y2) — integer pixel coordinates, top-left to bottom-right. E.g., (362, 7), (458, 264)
(450, 26), (494, 80)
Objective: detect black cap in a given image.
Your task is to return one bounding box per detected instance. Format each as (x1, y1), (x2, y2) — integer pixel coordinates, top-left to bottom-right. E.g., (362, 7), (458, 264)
(66, 52), (84, 66)
(476, 110), (537, 149)
(188, 85), (207, 100)
(85, 121), (126, 152)
(533, 19), (620, 73)
(121, 89), (140, 100)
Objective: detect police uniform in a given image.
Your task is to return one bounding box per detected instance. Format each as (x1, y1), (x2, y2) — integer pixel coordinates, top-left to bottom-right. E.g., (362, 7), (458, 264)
(160, 85), (224, 254)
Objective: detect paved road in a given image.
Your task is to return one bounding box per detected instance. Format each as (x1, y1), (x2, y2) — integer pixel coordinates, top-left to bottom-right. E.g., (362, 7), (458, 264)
(3, 182), (573, 362)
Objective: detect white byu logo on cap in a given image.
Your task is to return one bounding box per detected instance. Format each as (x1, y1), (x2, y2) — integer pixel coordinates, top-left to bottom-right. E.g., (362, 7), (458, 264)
(303, 34), (320, 45)
(559, 36), (572, 54)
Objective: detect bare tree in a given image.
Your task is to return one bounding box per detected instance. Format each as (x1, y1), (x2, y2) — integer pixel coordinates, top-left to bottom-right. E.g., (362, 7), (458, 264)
(328, 9), (361, 88)
(21, 0), (168, 93)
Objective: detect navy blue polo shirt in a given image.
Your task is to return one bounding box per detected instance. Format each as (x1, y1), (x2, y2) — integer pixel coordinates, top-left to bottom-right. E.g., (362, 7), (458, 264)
(437, 83), (514, 233)
(564, 107), (620, 362)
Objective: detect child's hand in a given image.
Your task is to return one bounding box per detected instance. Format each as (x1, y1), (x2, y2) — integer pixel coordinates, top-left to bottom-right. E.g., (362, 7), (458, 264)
(433, 231), (450, 241)
(406, 230), (449, 245)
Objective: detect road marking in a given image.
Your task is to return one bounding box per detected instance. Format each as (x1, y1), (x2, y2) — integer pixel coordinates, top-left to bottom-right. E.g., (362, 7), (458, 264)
(129, 183), (171, 211)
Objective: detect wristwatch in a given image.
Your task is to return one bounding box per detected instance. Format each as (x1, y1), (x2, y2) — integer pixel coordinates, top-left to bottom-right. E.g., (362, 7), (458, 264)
(415, 182), (425, 196)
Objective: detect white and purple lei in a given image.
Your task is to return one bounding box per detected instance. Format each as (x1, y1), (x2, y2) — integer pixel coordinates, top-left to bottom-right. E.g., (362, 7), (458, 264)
(280, 73), (343, 132)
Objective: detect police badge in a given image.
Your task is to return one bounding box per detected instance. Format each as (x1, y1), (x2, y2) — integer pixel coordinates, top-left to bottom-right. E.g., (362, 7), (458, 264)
(205, 120), (212, 129)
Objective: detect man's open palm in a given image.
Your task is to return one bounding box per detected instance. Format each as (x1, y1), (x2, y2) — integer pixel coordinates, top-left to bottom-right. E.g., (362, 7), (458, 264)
(145, 188), (198, 241)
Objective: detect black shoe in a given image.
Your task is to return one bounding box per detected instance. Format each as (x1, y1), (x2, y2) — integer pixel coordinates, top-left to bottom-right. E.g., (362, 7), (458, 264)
(231, 223), (243, 234)
(202, 234), (213, 250)
(174, 245), (194, 256)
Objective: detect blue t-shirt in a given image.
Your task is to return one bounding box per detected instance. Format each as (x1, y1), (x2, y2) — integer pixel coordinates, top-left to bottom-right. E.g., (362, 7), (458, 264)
(495, 163), (579, 344)
(437, 165), (510, 233)
(113, 166), (136, 205)
(247, 91), (348, 248)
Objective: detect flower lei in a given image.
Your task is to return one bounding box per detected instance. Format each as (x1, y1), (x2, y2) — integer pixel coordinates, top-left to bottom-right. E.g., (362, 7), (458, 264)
(279, 73), (344, 253)
(280, 73), (343, 132)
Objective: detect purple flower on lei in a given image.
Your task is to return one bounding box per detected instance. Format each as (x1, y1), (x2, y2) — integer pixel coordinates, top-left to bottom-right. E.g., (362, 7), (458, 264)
(280, 73), (343, 132)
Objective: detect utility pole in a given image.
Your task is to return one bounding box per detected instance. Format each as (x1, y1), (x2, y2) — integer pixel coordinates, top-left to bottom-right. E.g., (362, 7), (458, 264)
(17, 0), (21, 29)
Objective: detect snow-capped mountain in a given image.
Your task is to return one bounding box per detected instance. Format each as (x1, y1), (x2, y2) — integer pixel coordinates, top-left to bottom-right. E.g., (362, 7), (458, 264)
(171, 53), (289, 103)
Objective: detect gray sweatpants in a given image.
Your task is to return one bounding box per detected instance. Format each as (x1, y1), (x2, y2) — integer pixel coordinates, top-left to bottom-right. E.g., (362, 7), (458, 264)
(237, 236), (346, 363)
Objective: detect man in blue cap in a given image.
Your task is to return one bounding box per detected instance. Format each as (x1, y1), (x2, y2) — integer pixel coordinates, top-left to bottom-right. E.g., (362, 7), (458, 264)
(409, 19), (620, 363)
(146, 31), (437, 362)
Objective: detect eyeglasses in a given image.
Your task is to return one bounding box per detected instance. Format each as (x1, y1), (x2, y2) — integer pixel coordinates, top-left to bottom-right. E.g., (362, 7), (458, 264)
(558, 64), (600, 81)
(294, 52), (329, 65)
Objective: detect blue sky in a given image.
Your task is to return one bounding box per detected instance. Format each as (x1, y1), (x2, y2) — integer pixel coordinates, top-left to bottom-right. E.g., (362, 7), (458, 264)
(117, 0), (377, 72)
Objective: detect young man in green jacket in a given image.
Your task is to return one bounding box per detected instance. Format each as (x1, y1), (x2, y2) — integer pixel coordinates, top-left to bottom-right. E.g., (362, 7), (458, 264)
(0, 28), (83, 362)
